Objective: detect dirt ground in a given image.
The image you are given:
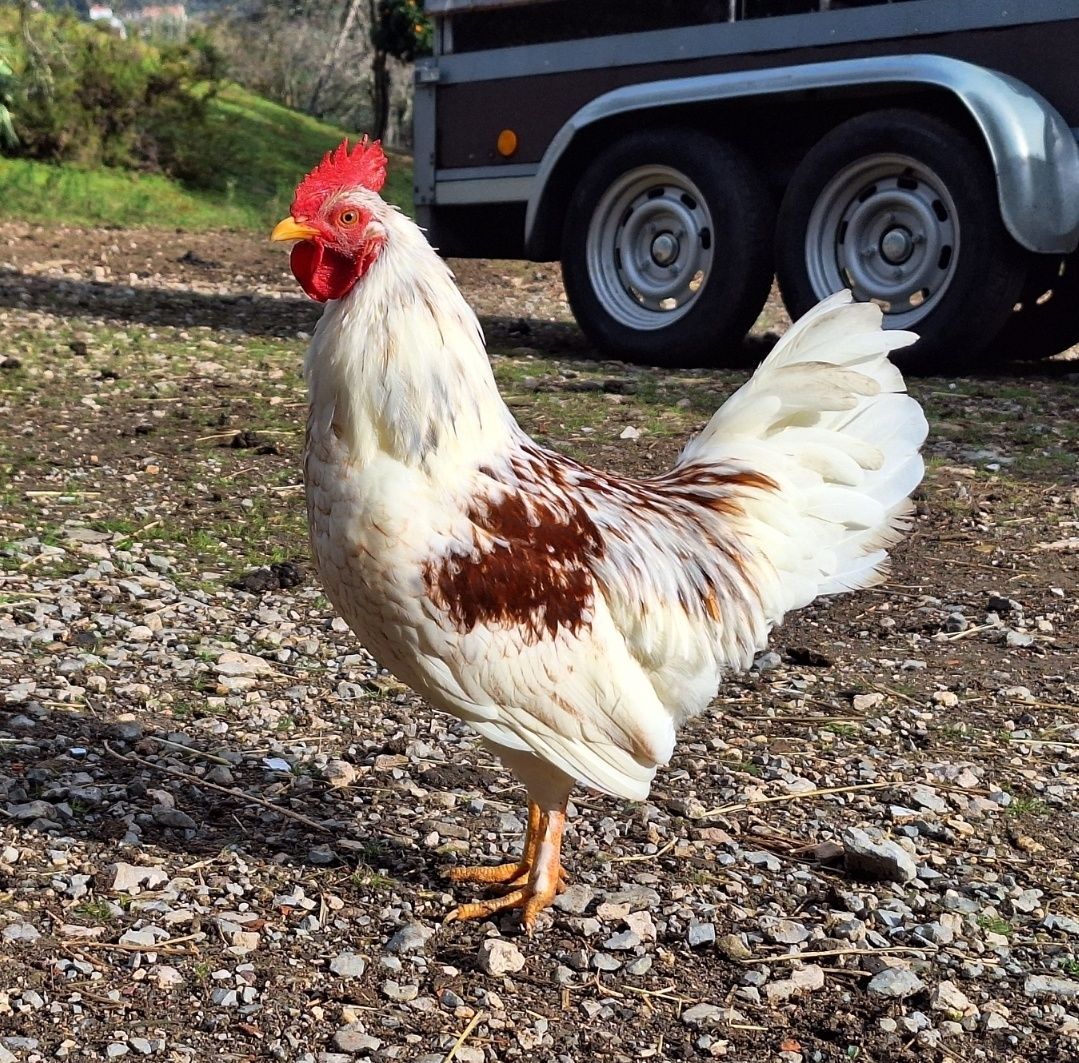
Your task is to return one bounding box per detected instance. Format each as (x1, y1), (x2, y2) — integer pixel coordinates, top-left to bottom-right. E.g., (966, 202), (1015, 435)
(0, 221), (1077, 1063)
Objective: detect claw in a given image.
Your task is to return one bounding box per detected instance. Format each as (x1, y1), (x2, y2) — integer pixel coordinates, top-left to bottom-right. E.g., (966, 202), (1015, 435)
(444, 798), (568, 930)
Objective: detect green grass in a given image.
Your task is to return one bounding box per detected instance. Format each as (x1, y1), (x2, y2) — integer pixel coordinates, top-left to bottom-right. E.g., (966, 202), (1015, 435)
(0, 84), (414, 232)
(977, 914), (1013, 937)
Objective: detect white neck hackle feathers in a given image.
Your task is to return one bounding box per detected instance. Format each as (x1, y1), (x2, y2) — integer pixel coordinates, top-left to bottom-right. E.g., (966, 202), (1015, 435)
(304, 199), (516, 475)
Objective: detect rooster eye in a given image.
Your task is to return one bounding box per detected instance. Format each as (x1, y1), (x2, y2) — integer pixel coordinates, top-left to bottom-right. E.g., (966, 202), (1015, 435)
(338, 209), (359, 226)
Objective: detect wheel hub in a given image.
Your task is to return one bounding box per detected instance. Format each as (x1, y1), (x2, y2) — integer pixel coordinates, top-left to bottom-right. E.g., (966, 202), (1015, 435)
(585, 165), (715, 328)
(879, 225), (915, 265)
(650, 231), (680, 266)
(804, 154), (960, 328)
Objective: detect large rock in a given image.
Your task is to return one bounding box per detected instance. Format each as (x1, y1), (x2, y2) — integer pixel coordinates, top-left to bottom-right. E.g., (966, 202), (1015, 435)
(867, 967), (925, 1000)
(841, 827), (918, 883)
(477, 937), (525, 976)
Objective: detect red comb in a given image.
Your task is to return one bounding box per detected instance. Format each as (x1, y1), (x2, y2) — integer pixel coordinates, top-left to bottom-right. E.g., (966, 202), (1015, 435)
(292, 137), (388, 212)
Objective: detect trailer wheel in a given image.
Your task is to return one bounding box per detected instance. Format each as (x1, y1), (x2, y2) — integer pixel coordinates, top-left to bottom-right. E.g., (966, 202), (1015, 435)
(987, 252), (1079, 361)
(562, 129), (774, 367)
(775, 110), (1026, 374)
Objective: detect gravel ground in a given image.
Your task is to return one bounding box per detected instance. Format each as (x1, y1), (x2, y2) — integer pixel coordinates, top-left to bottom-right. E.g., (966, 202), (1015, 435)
(0, 222), (1077, 1063)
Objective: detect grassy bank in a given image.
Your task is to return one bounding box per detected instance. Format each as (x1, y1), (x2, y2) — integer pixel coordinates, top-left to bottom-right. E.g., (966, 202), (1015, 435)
(0, 84), (413, 232)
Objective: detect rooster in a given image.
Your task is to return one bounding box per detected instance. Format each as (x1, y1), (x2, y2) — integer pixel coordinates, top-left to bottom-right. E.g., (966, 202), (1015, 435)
(271, 139), (928, 930)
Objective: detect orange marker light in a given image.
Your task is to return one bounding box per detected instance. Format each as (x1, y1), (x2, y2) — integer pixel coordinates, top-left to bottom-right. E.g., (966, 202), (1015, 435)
(497, 129), (518, 158)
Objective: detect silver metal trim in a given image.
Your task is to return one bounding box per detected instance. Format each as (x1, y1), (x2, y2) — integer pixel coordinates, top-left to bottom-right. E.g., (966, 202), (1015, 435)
(433, 0), (1076, 85)
(413, 62), (439, 207)
(427, 0), (556, 14)
(436, 163), (537, 181)
(434, 174), (534, 205)
(524, 54), (1079, 255)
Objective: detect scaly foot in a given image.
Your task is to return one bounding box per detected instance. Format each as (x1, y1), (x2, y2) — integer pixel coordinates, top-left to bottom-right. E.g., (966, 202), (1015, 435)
(445, 800), (567, 933)
(444, 800), (540, 890)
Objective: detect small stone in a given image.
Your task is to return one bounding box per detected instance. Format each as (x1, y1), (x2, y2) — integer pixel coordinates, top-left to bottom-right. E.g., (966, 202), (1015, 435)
(111, 862), (168, 893)
(625, 955), (652, 976)
(682, 1003), (727, 1028)
(554, 883), (596, 914)
(152, 807), (197, 831)
(841, 827), (918, 883)
(763, 965), (825, 1004)
(106, 1046), (129, 1059)
(744, 850), (782, 872)
(688, 922), (716, 947)
(717, 934), (753, 961)
(107, 721), (144, 743)
(752, 651), (782, 672)
(867, 968), (924, 1000)
(805, 840), (845, 865)
(119, 928), (161, 947)
(1011, 888), (1042, 913)
(323, 759), (358, 789)
(8, 800), (57, 821)
(2, 922), (39, 943)
(852, 692), (884, 712)
(1044, 914), (1079, 937)
(1025, 975), (1079, 999)
(592, 952), (621, 972)
(603, 930), (641, 951)
(909, 786), (947, 814)
(381, 980), (419, 1002)
(152, 965), (184, 988)
(916, 921), (954, 946)
(624, 910), (656, 941)
(329, 952), (367, 979)
(386, 922), (433, 954)
(215, 650), (274, 677)
(334, 1027), (381, 1053)
(763, 919), (810, 945)
(477, 938), (526, 976)
(931, 980), (977, 1016)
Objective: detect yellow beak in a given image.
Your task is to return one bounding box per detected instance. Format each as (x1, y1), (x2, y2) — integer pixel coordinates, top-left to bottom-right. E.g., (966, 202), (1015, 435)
(271, 216), (321, 243)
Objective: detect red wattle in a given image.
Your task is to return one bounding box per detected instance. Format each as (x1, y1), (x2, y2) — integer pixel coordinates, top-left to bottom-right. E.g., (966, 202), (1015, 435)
(290, 241), (362, 302)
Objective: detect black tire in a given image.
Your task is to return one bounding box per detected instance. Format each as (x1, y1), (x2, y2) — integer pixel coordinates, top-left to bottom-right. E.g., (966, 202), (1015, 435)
(561, 129), (774, 368)
(775, 109), (1027, 375)
(986, 251), (1079, 362)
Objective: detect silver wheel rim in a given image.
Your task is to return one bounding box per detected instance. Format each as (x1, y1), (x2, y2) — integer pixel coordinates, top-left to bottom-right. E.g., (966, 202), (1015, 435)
(805, 153), (960, 328)
(585, 165), (715, 330)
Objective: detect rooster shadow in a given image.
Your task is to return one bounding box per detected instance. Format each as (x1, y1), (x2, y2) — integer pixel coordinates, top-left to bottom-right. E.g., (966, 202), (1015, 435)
(0, 703), (461, 893)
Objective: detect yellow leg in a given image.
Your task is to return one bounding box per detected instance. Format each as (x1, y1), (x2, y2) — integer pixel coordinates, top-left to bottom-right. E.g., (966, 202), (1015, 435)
(446, 799), (568, 933)
(446, 800), (541, 888)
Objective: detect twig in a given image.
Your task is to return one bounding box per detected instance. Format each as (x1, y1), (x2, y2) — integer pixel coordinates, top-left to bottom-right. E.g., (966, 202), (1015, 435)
(609, 838), (678, 863)
(149, 736), (232, 765)
(749, 945), (936, 964)
(442, 1011), (485, 1063)
(103, 741), (330, 834)
(24, 490), (101, 499)
(871, 684), (919, 704)
(64, 932), (202, 954)
(701, 781), (891, 818)
(938, 623), (1001, 642)
(1006, 737), (1079, 749)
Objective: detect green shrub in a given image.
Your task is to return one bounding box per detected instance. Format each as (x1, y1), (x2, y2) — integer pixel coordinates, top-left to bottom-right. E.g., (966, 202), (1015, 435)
(1, 7), (220, 180)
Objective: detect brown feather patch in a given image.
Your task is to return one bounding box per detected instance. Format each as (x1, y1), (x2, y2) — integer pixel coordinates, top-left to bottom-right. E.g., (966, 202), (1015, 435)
(425, 486), (604, 640)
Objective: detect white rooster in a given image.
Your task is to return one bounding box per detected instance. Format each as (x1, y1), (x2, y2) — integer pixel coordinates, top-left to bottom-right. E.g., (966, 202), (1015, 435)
(271, 139), (928, 930)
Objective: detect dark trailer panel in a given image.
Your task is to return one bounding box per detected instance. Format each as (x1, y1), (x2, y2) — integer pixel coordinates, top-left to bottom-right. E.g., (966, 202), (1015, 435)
(416, 0), (1079, 372)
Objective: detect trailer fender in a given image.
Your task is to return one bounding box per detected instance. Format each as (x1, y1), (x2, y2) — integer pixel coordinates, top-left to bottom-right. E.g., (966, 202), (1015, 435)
(525, 54), (1079, 257)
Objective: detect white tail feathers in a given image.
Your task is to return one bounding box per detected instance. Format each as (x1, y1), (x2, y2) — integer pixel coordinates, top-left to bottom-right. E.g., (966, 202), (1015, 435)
(680, 290), (927, 620)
